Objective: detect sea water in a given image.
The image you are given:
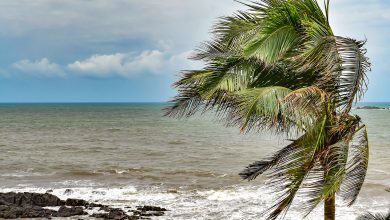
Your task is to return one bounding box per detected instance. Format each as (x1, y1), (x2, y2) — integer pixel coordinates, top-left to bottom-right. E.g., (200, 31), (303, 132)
(0, 103), (389, 219)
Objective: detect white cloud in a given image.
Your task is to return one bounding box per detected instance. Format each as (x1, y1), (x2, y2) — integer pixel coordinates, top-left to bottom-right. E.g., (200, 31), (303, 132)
(67, 50), (195, 77)
(6, 49), (199, 78)
(12, 58), (65, 77)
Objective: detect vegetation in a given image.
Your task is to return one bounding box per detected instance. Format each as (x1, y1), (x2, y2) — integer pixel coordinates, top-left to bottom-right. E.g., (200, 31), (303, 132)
(166, 0), (371, 219)
(357, 212), (390, 220)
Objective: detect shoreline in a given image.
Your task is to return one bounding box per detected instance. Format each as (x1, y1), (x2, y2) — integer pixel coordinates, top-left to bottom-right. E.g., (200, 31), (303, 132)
(0, 192), (168, 219)
(1, 182), (389, 220)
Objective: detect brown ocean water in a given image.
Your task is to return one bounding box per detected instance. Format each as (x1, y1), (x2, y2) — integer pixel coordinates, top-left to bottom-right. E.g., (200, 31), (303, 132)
(0, 103), (389, 219)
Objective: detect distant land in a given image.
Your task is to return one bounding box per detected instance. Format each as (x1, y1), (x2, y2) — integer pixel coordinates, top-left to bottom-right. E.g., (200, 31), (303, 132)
(354, 102), (390, 110)
(355, 106), (390, 110)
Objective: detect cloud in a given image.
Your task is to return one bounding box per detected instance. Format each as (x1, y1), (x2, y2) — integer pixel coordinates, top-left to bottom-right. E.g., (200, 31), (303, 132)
(6, 49), (198, 79)
(67, 50), (165, 77)
(12, 58), (65, 77)
(67, 50), (196, 77)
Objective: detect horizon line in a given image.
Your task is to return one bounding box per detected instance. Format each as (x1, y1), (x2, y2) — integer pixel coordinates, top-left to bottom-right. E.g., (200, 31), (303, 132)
(0, 101), (169, 104)
(0, 101), (389, 104)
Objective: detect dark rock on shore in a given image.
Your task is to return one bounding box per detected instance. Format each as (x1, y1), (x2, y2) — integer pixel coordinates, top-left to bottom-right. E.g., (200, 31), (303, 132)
(56, 206), (86, 217)
(65, 198), (89, 207)
(0, 192), (168, 219)
(0, 192), (64, 207)
(92, 208), (138, 220)
(136, 206), (167, 212)
(0, 204), (57, 219)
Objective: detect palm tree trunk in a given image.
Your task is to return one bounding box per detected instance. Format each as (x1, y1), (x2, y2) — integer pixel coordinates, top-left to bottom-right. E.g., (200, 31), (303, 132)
(324, 193), (335, 220)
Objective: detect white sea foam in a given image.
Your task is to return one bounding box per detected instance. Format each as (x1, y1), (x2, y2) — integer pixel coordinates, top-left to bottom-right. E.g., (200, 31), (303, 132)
(1, 184), (389, 220)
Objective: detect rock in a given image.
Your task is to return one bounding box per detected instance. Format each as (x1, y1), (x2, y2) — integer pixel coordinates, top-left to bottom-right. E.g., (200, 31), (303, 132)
(64, 189), (74, 195)
(0, 205), (10, 211)
(99, 206), (111, 212)
(0, 192), (167, 219)
(92, 190), (106, 195)
(31, 193), (64, 206)
(131, 210), (142, 215)
(55, 206), (87, 217)
(91, 208), (136, 220)
(0, 204), (57, 219)
(46, 189), (53, 194)
(66, 198), (89, 207)
(89, 202), (105, 208)
(0, 192), (63, 207)
(140, 211), (165, 217)
(0, 192), (17, 205)
(136, 205), (167, 212)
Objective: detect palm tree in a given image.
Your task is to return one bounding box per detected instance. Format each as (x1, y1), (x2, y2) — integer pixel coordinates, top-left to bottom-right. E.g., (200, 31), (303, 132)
(165, 0), (371, 219)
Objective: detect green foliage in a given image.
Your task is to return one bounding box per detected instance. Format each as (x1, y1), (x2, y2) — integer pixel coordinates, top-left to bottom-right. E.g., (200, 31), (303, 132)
(165, 0), (371, 219)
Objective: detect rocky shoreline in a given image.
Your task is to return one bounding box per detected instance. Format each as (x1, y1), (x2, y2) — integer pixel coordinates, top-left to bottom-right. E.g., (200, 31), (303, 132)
(0, 192), (168, 219)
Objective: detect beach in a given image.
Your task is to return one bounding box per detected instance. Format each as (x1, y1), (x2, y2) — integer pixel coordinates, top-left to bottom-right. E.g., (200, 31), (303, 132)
(0, 103), (389, 219)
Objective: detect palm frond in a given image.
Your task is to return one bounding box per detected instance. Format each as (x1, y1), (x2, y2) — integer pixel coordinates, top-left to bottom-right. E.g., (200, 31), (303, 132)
(239, 141), (297, 181)
(165, 57), (257, 118)
(283, 86), (328, 129)
(242, 1), (303, 63)
(240, 110), (330, 219)
(335, 37), (371, 111)
(166, 55), (328, 133)
(191, 40), (232, 61)
(212, 10), (260, 48)
(232, 86), (292, 132)
(340, 125), (369, 206)
(296, 35), (370, 110)
(244, 25), (299, 63)
(357, 211), (390, 220)
(301, 141), (349, 215)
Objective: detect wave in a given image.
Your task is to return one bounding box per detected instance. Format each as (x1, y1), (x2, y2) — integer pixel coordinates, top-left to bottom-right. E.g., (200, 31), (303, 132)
(1, 184), (389, 220)
(63, 168), (229, 178)
(0, 170), (56, 178)
(163, 170), (228, 178)
(64, 167), (156, 176)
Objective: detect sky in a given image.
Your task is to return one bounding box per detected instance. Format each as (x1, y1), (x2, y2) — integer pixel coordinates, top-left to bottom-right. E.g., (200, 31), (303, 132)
(0, 0), (388, 103)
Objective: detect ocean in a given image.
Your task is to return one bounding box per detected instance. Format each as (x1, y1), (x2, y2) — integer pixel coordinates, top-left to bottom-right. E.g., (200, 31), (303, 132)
(0, 103), (389, 219)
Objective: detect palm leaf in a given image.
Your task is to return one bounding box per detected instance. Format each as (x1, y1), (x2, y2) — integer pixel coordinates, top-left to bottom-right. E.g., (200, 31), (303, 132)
(240, 110), (330, 219)
(301, 140), (349, 215)
(232, 86), (292, 132)
(335, 37), (370, 111)
(340, 124), (369, 206)
(244, 25), (299, 63)
(357, 211), (390, 220)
